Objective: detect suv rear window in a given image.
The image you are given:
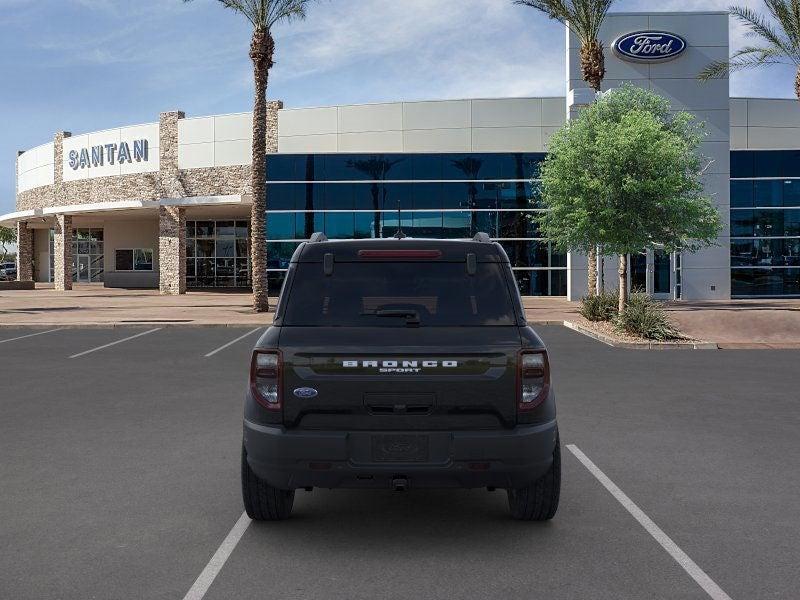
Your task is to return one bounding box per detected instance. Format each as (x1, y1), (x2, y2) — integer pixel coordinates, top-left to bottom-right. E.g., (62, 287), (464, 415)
(282, 262), (517, 327)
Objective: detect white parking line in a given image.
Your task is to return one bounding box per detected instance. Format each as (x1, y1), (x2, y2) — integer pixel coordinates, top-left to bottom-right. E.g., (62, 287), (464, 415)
(204, 328), (262, 358)
(0, 329), (63, 345)
(566, 444), (733, 600)
(182, 511), (251, 600)
(68, 328), (162, 359)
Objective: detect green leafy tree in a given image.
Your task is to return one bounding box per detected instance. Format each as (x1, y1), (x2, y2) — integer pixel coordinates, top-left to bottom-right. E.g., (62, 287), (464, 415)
(536, 85), (722, 313)
(515, 0), (616, 294)
(0, 226), (15, 263)
(699, 2), (800, 100)
(184, 0), (314, 312)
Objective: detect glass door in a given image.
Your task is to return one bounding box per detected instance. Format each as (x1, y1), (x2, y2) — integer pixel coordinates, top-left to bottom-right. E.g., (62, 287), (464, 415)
(630, 252), (648, 293)
(652, 249), (672, 299)
(627, 249), (674, 299)
(77, 255), (90, 282)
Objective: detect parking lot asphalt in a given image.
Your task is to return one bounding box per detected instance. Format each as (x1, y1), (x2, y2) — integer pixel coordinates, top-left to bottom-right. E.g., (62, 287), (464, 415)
(1, 325), (799, 600)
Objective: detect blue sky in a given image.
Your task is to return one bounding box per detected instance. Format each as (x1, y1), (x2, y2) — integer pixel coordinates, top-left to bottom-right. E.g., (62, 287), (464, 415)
(1, 0), (797, 215)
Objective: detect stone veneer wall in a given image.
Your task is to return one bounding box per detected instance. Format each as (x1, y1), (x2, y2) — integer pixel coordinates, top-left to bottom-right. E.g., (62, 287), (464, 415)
(53, 214), (73, 291)
(158, 206), (186, 295)
(16, 102), (283, 212)
(15, 222), (33, 281)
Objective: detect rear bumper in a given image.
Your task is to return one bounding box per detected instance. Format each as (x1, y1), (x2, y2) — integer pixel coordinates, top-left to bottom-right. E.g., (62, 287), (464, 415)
(243, 419), (558, 490)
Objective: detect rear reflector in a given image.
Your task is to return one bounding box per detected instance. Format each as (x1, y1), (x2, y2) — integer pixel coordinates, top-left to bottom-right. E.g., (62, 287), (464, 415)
(357, 249), (442, 259)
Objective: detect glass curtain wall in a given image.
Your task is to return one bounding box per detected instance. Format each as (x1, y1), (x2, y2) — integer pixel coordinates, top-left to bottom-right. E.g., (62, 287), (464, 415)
(731, 151), (800, 297)
(264, 153), (567, 295)
(186, 220), (251, 288)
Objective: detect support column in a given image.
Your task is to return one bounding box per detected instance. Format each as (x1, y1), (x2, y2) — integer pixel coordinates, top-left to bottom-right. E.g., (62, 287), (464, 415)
(159, 205), (185, 295)
(53, 214), (73, 291)
(16, 221), (34, 282)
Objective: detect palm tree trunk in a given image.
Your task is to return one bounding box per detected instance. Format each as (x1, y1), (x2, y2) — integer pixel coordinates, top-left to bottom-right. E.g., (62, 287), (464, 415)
(250, 29), (274, 313)
(796, 67), (800, 102)
(580, 40), (604, 296)
(618, 254), (628, 314)
(580, 40), (605, 93)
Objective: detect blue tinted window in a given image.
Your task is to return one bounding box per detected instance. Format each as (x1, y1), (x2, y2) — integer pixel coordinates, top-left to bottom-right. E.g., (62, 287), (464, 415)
(438, 183), (466, 210)
(732, 268), (800, 296)
(384, 154), (411, 179)
(411, 211), (443, 237)
(266, 213), (295, 240)
(354, 213), (377, 238)
(444, 154), (486, 180)
(267, 184), (298, 210)
(730, 210), (753, 237)
(297, 155), (325, 181)
(293, 212), (324, 239)
(412, 155), (442, 180)
(267, 242), (301, 269)
(754, 180), (783, 207)
(441, 211), (472, 238)
(785, 209), (800, 236)
(783, 180), (800, 207)
(266, 155), (297, 181)
(518, 153), (546, 179)
(731, 239), (800, 267)
(325, 212), (355, 239)
(754, 151), (783, 177)
(781, 150), (800, 177)
(381, 183), (413, 210)
(730, 151), (754, 178)
(300, 183), (325, 211)
(381, 211), (413, 238)
(325, 155), (358, 180)
(730, 181), (753, 208)
(353, 183), (380, 210)
(324, 183), (354, 210)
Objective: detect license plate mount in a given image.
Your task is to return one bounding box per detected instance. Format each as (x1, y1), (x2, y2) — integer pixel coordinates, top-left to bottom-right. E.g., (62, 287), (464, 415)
(371, 434), (429, 462)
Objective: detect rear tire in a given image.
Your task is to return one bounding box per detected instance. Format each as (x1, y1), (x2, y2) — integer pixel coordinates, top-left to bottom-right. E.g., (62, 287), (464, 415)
(507, 435), (561, 521)
(241, 445), (295, 521)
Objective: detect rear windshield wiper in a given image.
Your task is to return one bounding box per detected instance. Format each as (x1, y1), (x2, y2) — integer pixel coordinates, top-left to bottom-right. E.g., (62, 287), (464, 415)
(361, 309), (421, 326)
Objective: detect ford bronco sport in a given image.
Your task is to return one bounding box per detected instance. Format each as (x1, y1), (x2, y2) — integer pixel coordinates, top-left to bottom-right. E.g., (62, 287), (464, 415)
(242, 233), (560, 521)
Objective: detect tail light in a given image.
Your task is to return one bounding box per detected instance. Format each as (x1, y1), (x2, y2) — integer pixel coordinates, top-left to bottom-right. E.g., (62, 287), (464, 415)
(518, 349), (550, 411)
(250, 349), (281, 410)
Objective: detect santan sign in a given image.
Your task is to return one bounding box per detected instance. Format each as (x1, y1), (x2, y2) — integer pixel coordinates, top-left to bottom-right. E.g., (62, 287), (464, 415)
(68, 139), (149, 170)
(613, 31), (687, 62)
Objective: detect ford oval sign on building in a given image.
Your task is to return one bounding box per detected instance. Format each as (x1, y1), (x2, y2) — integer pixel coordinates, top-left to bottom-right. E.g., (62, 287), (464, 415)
(613, 31), (687, 63)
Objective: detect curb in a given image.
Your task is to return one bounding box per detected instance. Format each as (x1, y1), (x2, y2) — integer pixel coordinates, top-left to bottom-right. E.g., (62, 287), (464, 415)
(562, 321), (718, 350)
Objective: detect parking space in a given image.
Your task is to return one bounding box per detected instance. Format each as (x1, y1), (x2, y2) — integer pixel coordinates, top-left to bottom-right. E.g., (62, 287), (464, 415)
(1, 325), (799, 599)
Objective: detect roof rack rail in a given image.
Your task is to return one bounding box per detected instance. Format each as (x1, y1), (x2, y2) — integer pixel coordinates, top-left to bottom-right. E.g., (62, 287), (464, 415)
(308, 232), (329, 243)
(472, 232), (492, 243)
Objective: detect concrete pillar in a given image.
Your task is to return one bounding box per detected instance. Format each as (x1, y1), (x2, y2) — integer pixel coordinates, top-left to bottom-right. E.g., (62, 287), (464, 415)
(53, 214), (73, 291)
(16, 221), (34, 282)
(159, 205), (186, 295)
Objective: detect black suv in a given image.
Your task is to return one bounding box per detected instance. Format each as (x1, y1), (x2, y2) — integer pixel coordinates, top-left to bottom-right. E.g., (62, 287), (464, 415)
(242, 234), (560, 521)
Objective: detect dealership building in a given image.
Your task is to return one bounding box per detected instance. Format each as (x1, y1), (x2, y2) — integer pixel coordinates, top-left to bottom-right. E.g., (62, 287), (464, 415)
(4, 11), (800, 299)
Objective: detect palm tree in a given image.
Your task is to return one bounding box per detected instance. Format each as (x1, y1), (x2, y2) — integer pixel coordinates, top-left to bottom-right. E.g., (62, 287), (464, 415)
(699, 2), (800, 101)
(515, 0), (616, 295)
(184, 0), (313, 312)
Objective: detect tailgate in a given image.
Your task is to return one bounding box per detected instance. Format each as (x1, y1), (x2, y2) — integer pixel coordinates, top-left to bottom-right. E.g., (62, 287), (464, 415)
(279, 327), (521, 430)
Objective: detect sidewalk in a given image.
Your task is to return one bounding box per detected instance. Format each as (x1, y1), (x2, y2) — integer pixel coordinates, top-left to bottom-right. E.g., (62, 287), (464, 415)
(0, 284), (270, 327)
(1, 285), (799, 347)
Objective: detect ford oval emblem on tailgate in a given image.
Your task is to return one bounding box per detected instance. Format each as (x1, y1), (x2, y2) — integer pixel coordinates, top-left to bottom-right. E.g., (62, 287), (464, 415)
(293, 387), (318, 399)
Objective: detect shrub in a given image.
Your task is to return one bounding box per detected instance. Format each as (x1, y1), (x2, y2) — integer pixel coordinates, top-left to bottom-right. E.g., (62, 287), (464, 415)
(580, 290), (619, 322)
(614, 293), (683, 340)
